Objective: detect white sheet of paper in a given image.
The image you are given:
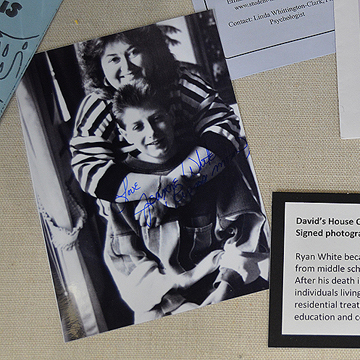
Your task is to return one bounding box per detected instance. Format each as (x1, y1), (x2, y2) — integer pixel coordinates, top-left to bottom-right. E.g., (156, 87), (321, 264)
(192, 0), (335, 79)
(334, 0), (360, 139)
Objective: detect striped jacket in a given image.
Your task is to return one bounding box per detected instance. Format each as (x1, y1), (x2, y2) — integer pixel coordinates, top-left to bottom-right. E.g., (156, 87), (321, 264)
(70, 68), (243, 202)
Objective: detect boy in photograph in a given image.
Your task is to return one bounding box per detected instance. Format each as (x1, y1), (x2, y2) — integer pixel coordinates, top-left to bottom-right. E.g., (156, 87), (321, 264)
(103, 85), (269, 324)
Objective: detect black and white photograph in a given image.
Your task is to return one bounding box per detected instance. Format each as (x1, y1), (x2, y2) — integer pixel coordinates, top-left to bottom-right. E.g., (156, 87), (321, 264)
(16, 10), (270, 341)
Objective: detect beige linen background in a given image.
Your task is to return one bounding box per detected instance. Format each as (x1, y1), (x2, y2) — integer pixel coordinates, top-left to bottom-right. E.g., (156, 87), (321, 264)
(1, 0), (359, 358)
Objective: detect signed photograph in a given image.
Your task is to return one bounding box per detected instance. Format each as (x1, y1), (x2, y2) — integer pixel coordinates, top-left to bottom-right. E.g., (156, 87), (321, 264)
(16, 10), (270, 341)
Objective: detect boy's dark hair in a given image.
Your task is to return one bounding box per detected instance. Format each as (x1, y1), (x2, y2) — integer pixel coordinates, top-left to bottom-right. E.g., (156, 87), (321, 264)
(112, 85), (171, 129)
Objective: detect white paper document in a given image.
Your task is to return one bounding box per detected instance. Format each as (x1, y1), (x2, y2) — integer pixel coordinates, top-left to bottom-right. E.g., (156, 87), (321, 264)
(334, 0), (360, 139)
(192, 0), (335, 79)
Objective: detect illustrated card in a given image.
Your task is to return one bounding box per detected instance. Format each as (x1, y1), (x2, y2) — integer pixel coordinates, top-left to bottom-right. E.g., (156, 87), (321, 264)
(192, 0), (335, 79)
(0, 0), (63, 119)
(269, 192), (360, 348)
(16, 11), (270, 341)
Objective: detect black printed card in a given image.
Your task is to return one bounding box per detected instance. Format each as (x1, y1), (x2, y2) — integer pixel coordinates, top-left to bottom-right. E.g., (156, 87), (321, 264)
(269, 192), (360, 348)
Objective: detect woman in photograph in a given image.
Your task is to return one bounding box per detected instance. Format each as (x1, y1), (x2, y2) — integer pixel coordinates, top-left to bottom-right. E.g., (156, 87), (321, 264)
(70, 24), (244, 207)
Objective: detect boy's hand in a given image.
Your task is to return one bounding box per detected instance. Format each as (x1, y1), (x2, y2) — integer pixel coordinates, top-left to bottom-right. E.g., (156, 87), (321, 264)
(134, 199), (168, 228)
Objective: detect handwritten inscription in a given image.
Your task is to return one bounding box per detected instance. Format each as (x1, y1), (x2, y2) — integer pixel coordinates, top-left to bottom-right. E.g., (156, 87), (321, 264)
(134, 179), (196, 227)
(115, 139), (250, 227)
(116, 176), (141, 203)
(186, 149), (216, 176)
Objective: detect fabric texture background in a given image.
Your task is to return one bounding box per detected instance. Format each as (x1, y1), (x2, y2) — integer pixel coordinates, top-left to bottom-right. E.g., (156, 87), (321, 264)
(1, 0), (358, 358)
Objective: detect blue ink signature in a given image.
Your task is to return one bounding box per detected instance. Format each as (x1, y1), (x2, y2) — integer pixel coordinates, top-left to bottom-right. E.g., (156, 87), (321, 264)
(0, 30), (39, 80)
(134, 177), (197, 227)
(186, 149), (216, 176)
(116, 175), (141, 204)
(211, 141), (250, 177)
(116, 137), (251, 227)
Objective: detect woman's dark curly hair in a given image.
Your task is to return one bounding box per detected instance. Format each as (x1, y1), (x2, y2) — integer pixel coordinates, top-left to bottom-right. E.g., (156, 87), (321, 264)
(77, 24), (179, 100)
